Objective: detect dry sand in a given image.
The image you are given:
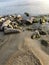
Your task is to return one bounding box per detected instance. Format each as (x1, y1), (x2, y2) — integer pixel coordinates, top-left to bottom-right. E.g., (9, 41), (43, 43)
(0, 31), (49, 65)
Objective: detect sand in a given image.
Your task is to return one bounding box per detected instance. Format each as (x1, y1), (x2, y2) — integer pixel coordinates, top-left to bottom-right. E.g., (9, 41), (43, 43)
(0, 29), (49, 65)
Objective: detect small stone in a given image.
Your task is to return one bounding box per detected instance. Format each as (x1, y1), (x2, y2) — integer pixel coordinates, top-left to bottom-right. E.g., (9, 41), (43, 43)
(31, 30), (40, 39)
(24, 12), (29, 17)
(17, 15), (23, 21)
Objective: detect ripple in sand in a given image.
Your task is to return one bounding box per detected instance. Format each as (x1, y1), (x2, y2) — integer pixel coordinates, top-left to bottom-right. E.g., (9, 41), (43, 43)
(6, 50), (41, 65)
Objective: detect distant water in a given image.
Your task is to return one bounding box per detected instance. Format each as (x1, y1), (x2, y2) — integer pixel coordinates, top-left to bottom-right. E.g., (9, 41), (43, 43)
(0, 4), (49, 16)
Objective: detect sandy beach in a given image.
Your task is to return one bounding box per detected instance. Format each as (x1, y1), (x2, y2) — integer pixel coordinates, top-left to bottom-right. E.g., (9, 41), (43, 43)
(0, 14), (49, 65)
(0, 0), (49, 65)
(0, 28), (49, 65)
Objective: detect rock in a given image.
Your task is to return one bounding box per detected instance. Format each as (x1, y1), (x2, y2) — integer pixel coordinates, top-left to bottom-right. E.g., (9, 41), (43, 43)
(9, 15), (14, 21)
(33, 18), (38, 23)
(26, 19), (33, 24)
(0, 18), (5, 31)
(12, 25), (17, 29)
(1, 20), (11, 30)
(41, 40), (48, 47)
(2, 20), (11, 27)
(24, 17), (34, 25)
(17, 15), (23, 21)
(17, 15), (21, 18)
(0, 18), (5, 22)
(26, 20), (32, 25)
(24, 12), (29, 17)
(26, 27), (33, 31)
(17, 15), (23, 25)
(42, 19), (46, 23)
(24, 19), (32, 25)
(39, 30), (46, 35)
(31, 30), (40, 39)
(31, 34), (36, 39)
(7, 24), (13, 29)
(4, 26), (22, 34)
(39, 18), (46, 24)
(17, 26), (22, 30)
(4, 17), (9, 20)
(12, 14), (17, 18)
(10, 22), (18, 28)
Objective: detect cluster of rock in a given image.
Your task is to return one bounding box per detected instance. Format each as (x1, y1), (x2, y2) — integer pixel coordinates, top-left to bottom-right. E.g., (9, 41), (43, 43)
(0, 14), (36, 34)
(0, 15), (23, 34)
(31, 30), (47, 39)
(0, 13), (48, 34)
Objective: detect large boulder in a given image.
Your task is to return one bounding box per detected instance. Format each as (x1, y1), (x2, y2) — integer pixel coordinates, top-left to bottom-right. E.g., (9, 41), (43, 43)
(4, 26), (22, 34)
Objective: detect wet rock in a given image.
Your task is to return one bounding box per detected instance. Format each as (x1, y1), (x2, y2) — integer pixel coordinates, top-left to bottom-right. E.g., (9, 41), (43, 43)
(39, 18), (46, 24)
(41, 40), (48, 47)
(24, 12), (29, 17)
(39, 30), (46, 35)
(32, 18), (38, 23)
(31, 30), (40, 39)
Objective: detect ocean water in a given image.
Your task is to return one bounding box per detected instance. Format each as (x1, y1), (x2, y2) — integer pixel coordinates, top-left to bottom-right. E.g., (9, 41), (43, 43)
(0, 4), (49, 16)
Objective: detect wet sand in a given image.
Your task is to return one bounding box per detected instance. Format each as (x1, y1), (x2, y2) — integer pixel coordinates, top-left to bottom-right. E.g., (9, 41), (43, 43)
(0, 30), (49, 65)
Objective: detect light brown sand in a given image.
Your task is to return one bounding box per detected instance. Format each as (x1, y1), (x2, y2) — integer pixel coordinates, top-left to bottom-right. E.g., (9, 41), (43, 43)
(0, 31), (49, 65)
